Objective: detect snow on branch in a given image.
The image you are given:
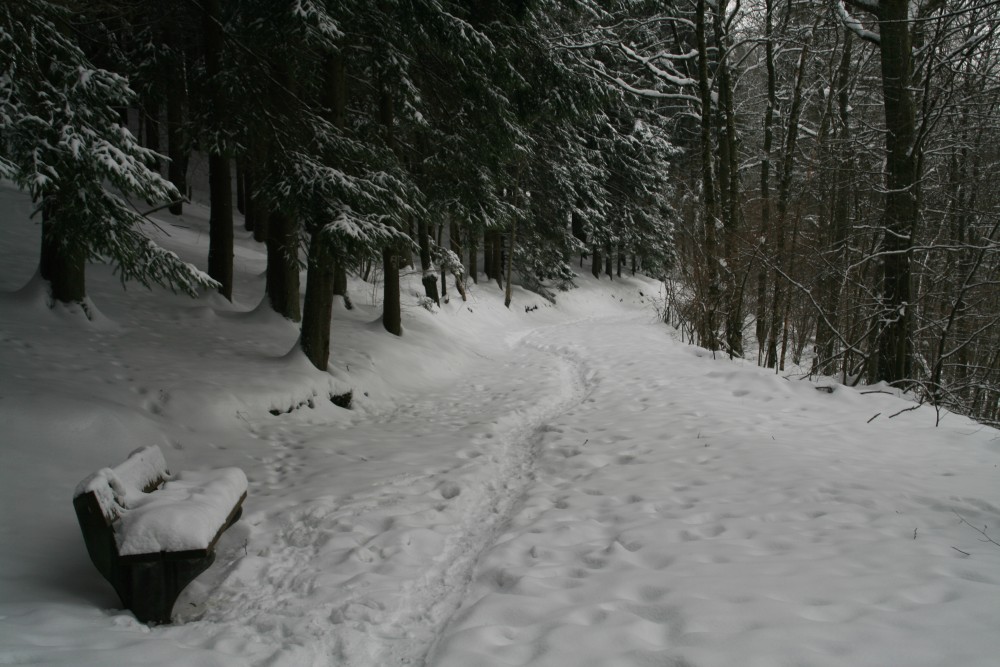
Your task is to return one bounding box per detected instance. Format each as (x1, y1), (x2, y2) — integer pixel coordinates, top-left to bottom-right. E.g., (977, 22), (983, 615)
(835, 1), (881, 45)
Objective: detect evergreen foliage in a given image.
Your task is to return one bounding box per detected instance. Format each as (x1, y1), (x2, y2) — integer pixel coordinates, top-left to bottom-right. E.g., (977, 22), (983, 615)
(0, 0), (217, 300)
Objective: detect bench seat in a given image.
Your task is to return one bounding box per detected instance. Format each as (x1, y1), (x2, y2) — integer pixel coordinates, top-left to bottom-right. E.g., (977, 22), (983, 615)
(73, 446), (247, 624)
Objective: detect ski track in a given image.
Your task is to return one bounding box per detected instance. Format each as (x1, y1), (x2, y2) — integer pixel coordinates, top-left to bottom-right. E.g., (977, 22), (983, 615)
(183, 324), (597, 666)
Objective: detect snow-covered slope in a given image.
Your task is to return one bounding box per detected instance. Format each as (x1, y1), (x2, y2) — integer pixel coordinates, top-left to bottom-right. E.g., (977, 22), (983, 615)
(1, 183), (998, 666)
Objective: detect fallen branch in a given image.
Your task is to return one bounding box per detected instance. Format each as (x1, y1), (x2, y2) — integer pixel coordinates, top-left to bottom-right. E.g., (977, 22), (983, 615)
(955, 512), (1000, 549)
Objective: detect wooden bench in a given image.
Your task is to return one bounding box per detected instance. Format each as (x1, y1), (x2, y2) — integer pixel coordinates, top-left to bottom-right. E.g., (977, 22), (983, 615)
(73, 445), (247, 624)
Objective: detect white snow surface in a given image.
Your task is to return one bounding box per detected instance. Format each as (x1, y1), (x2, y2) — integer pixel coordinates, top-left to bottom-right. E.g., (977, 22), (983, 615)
(1, 181), (1000, 666)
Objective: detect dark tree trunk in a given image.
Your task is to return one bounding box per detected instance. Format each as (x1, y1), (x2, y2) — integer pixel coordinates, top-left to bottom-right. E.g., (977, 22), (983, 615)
(492, 230), (503, 290)
(755, 0), (776, 363)
(504, 218), (517, 308)
(203, 0), (233, 300)
(592, 245), (602, 279)
(571, 212), (587, 244)
(696, 0), (720, 351)
(765, 40), (809, 369)
(242, 164), (256, 233)
(417, 217), (438, 303)
(815, 33), (854, 375)
(382, 246), (402, 335)
(207, 154), (233, 300)
(469, 228), (478, 284)
(40, 199), (86, 304)
(144, 98), (161, 173)
(300, 228), (334, 370)
(266, 210), (300, 321)
(165, 35), (188, 215)
(875, 0), (918, 384)
(713, 5), (742, 357)
(605, 247), (613, 280)
(418, 217), (431, 272)
(483, 228), (493, 279)
(422, 274), (440, 305)
(235, 160), (246, 217)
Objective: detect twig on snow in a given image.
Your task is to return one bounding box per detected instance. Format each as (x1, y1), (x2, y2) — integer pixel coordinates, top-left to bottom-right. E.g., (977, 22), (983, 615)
(954, 512), (1000, 549)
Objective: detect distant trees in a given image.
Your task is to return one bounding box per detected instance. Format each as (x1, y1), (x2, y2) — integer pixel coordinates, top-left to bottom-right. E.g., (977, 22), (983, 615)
(565, 0), (1000, 425)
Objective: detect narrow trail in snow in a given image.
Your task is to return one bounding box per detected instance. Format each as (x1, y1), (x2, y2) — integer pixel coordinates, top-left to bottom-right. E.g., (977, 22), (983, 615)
(373, 334), (596, 667)
(190, 323), (598, 666)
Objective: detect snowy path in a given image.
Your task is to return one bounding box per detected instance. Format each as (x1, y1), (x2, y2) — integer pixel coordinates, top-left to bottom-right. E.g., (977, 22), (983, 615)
(428, 318), (1000, 667)
(146, 313), (1000, 667)
(175, 325), (598, 666)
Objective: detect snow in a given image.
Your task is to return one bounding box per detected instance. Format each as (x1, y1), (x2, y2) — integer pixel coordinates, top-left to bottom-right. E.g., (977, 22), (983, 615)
(2, 180), (1000, 666)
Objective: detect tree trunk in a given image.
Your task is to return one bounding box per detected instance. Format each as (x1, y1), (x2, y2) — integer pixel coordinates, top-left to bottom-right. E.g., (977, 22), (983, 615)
(875, 0), (918, 384)
(39, 198), (86, 304)
(755, 0), (778, 364)
(235, 160), (246, 217)
(144, 98), (161, 174)
(382, 246), (402, 335)
(203, 0), (232, 300)
(714, 4), (742, 357)
(242, 163), (256, 234)
(266, 210), (300, 321)
(815, 33), (854, 375)
(492, 230), (503, 290)
(300, 228), (334, 370)
(469, 228), (478, 284)
(165, 38), (187, 215)
(696, 0), (720, 351)
(765, 39), (809, 369)
(207, 154), (233, 300)
(504, 218), (517, 308)
(417, 217), (431, 272)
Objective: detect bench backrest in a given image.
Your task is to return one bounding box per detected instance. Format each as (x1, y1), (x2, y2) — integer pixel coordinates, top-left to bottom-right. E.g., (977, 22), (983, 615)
(73, 446), (170, 523)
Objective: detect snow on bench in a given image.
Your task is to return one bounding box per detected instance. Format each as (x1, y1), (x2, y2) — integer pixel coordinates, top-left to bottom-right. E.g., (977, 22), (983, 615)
(73, 445), (247, 624)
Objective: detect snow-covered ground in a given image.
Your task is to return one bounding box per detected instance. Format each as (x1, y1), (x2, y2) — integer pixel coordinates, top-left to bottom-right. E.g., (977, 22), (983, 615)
(1, 182), (999, 666)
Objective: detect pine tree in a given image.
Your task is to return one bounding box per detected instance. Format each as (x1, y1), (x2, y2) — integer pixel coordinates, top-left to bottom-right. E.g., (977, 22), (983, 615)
(0, 0), (216, 308)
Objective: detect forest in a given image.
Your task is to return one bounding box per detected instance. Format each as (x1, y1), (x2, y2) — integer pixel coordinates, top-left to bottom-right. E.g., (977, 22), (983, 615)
(3, 0), (999, 427)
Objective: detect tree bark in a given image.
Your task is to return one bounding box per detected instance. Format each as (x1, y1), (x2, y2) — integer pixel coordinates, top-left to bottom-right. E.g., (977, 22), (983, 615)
(39, 198), (86, 304)
(236, 160), (246, 217)
(469, 227), (478, 284)
(755, 0), (777, 363)
(300, 228), (334, 370)
(874, 0), (918, 384)
(696, 0), (720, 351)
(266, 209), (300, 320)
(492, 230), (503, 289)
(203, 0), (233, 300)
(165, 32), (188, 215)
(815, 32), (854, 375)
(207, 155), (233, 300)
(382, 245), (402, 335)
(504, 217), (517, 308)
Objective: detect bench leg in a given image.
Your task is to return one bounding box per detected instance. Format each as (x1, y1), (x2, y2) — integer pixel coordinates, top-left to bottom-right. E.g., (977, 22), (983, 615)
(114, 553), (216, 624)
